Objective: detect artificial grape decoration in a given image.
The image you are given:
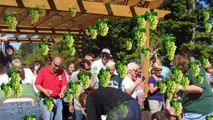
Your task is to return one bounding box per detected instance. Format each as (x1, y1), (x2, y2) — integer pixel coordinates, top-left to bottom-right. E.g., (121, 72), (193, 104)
(203, 10), (210, 21)
(68, 81), (81, 97)
(77, 71), (92, 89)
(96, 19), (109, 37)
(123, 38), (132, 50)
(171, 66), (183, 83)
(132, 27), (146, 47)
(107, 111), (117, 120)
(197, 74), (204, 84)
(65, 91), (73, 103)
(1, 83), (12, 97)
(118, 102), (128, 118)
(157, 80), (167, 94)
(201, 56), (210, 69)
(69, 7), (76, 17)
(204, 20), (212, 33)
(141, 48), (150, 58)
(24, 113), (36, 120)
(88, 26), (98, 40)
(188, 61), (200, 77)
(43, 97), (54, 112)
(62, 32), (76, 56)
(146, 10), (158, 30)
(2, 12), (17, 31)
(38, 41), (49, 56)
(170, 98), (182, 116)
(135, 15), (146, 27)
(161, 34), (177, 61)
(181, 73), (190, 88)
(26, 6), (45, 24)
(98, 68), (111, 87)
(115, 61), (127, 78)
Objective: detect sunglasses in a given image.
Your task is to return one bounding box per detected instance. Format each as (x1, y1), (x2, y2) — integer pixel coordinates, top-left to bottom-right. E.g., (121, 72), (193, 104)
(53, 62), (61, 68)
(101, 54), (110, 59)
(155, 69), (162, 72)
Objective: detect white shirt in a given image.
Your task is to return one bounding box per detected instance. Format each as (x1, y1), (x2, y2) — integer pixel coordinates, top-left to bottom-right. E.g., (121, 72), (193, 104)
(0, 74), (9, 85)
(122, 76), (137, 99)
(23, 68), (34, 84)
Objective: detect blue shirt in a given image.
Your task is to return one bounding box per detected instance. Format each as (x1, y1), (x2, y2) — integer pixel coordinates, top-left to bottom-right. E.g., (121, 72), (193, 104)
(148, 76), (164, 101)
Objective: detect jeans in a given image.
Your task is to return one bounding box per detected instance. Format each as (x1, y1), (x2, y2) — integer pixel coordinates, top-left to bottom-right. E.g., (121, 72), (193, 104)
(40, 98), (63, 120)
(75, 109), (86, 120)
(0, 101), (42, 120)
(107, 99), (141, 120)
(183, 112), (213, 120)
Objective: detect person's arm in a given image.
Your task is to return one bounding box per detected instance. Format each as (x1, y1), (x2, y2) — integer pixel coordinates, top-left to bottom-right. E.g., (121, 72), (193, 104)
(59, 85), (67, 98)
(178, 84), (203, 93)
(36, 84), (52, 97)
(149, 83), (158, 94)
(124, 80), (140, 94)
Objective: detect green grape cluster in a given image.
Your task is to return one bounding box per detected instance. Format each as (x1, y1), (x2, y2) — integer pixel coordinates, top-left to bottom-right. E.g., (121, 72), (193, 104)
(166, 79), (178, 101)
(65, 91), (73, 103)
(63, 33), (75, 47)
(24, 113), (36, 120)
(98, 68), (111, 87)
(96, 19), (109, 37)
(107, 111), (117, 120)
(181, 73), (190, 88)
(77, 71), (91, 89)
(147, 14), (158, 30)
(188, 61), (200, 77)
(201, 56), (210, 69)
(206, 115), (213, 120)
(171, 66), (183, 83)
(26, 6), (45, 24)
(161, 34), (176, 61)
(166, 90), (173, 102)
(133, 27), (146, 47)
(69, 46), (76, 56)
(170, 98), (182, 116)
(29, 10), (40, 24)
(3, 12), (17, 31)
(41, 43), (49, 56)
(69, 7), (76, 17)
(204, 21), (212, 33)
(88, 26), (98, 40)
(203, 10), (210, 21)
(43, 97), (54, 111)
(157, 81), (167, 94)
(9, 69), (23, 97)
(197, 74), (204, 84)
(1, 83), (12, 97)
(118, 103), (128, 118)
(123, 38), (132, 50)
(136, 15), (146, 27)
(69, 81), (80, 97)
(115, 61), (127, 78)
(141, 48), (150, 58)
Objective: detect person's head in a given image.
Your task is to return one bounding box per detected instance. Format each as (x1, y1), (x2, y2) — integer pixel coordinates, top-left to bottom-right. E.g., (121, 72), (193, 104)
(105, 60), (115, 75)
(5, 45), (14, 56)
(79, 59), (91, 73)
(11, 58), (22, 70)
(67, 61), (76, 75)
(127, 62), (140, 78)
(173, 53), (189, 74)
(101, 48), (111, 65)
(0, 64), (6, 75)
(151, 111), (169, 120)
(51, 57), (63, 73)
(30, 60), (42, 74)
(152, 62), (162, 77)
(85, 53), (94, 65)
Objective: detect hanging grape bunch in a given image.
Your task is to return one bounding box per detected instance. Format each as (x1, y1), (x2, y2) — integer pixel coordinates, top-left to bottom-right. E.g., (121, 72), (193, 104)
(96, 19), (109, 37)
(88, 26), (98, 40)
(69, 7), (76, 17)
(68, 81), (81, 97)
(204, 20), (212, 33)
(166, 78), (178, 101)
(62, 32), (76, 56)
(38, 41), (49, 56)
(201, 56), (210, 69)
(24, 113), (36, 120)
(98, 68), (111, 87)
(203, 9), (210, 21)
(107, 110), (117, 120)
(115, 61), (127, 78)
(26, 6), (45, 24)
(118, 102), (128, 118)
(0, 83), (12, 97)
(136, 15), (146, 28)
(171, 66), (183, 83)
(65, 91), (73, 103)
(123, 38), (132, 50)
(161, 34), (177, 61)
(132, 27), (146, 47)
(157, 80), (167, 94)
(77, 71), (91, 89)
(181, 73), (190, 88)
(2, 12), (18, 31)
(141, 48), (150, 58)
(170, 98), (182, 116)
(188, 61), (200, 77)
(8, 69), (23, 97)
(43, 97), (54, 111)
(146, 10), (158, 30)
(197, 74), (204, 84)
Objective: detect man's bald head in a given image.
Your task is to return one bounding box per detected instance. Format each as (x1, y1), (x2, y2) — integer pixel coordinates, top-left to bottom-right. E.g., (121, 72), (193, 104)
(51, 57), (63, 73)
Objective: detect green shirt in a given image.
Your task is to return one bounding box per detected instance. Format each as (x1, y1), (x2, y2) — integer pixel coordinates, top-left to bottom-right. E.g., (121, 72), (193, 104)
(182, 67), (213, 114)
(0, 83), (39, 103)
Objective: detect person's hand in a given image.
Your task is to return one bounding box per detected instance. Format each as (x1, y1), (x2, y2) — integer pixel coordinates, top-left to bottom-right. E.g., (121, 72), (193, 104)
(135, 79), (142, 86)
(59, 91), (65, 98)
(69, 104), (74, 113)
(44, 89), (53, 97)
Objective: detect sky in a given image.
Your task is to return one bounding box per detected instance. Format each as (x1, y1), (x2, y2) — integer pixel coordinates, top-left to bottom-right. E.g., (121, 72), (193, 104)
(10, 42), (22, 49)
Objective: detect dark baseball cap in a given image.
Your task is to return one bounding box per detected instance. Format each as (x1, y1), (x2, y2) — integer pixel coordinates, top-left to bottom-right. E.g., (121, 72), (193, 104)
(5, 45), (14, 51)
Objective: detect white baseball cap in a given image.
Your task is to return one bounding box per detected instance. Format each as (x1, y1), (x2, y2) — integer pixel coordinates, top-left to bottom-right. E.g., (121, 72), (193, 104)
(102, 48), (111, 55)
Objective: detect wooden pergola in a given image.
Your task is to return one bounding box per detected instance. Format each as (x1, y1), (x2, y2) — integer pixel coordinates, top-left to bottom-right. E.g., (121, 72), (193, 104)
(0, 0), (170, 95)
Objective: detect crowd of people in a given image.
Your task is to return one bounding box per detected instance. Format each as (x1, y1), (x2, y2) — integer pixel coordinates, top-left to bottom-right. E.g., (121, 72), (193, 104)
(0, 37), (213, 120)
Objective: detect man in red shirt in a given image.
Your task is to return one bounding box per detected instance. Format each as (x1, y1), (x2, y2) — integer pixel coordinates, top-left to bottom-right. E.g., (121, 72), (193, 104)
(35, 56), (67, 120)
